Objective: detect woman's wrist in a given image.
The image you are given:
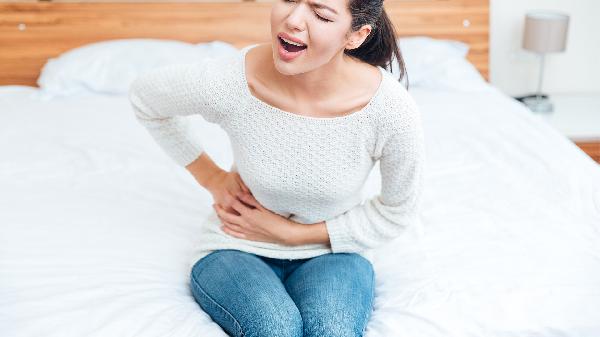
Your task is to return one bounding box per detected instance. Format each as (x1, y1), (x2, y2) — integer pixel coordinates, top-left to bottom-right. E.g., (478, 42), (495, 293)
(185, 152), (225, 191)
(289, 220), (331, 247)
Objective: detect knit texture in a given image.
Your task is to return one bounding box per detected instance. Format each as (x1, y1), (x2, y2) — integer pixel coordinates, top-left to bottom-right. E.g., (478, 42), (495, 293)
(129, 44), (425, 273)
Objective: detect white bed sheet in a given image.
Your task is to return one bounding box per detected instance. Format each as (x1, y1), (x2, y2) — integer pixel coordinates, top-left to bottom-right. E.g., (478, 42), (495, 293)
(1, 84), (599, 337)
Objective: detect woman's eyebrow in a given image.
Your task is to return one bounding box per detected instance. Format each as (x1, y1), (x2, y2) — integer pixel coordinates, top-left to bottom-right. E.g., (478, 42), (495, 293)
(310, 1), (338, 15)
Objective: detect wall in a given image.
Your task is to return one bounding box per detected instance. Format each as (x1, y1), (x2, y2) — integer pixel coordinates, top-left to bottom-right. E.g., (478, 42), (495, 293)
(490, 0), (600, 96)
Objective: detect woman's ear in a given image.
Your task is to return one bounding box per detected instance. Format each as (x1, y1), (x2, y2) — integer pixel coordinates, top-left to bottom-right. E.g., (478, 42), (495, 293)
(345, 24), (372, 50)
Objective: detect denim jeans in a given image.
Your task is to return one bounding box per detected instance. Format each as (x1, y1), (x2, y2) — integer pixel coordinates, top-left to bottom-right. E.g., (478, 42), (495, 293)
(190, 249), (375, 337)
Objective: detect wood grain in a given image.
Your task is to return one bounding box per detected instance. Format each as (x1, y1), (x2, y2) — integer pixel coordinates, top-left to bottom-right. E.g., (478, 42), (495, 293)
(575, 140), (600, 164)
(0, 0), (489, 86)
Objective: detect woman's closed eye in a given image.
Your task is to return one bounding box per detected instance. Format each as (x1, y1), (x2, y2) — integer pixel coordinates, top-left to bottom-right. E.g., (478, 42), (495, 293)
(314, 12), (333, 22)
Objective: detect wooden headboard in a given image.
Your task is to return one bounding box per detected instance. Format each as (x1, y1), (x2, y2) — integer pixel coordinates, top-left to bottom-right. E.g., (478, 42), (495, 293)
(0, 0), (489, 86)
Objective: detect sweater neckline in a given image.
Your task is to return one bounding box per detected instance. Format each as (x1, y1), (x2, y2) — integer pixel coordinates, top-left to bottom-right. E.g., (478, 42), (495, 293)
(240, 43), (386, 122)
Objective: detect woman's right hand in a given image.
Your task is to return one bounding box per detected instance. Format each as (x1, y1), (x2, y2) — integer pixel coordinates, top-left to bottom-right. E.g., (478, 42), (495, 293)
(204, 170), (252, 215)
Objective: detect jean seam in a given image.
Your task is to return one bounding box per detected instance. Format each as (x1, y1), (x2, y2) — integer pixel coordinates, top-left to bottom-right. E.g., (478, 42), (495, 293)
(191, 268), (245, 337)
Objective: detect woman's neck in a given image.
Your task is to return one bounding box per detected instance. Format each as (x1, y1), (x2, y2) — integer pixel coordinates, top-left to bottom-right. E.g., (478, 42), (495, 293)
(261, 43), (361, 102)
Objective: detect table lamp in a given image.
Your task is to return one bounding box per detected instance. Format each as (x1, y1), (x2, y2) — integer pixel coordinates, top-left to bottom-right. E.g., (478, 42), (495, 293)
(521, 11), (569, 113)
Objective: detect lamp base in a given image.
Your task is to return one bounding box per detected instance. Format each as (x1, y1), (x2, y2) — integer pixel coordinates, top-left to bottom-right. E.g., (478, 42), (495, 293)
(514, 93), (549, 102)
(522, 96), (554, 113)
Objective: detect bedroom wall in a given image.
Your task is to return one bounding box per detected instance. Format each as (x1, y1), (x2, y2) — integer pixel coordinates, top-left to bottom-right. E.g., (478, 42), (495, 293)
(490, 0), (600, 96)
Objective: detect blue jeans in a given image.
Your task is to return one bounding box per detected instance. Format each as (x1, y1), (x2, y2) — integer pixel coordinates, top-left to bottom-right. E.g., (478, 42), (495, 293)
(190, 249), (375, 337)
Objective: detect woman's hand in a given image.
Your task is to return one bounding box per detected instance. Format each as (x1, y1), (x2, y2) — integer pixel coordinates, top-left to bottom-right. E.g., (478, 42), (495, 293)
(204, 170), (251, 216)
(213, 192), (300, 246)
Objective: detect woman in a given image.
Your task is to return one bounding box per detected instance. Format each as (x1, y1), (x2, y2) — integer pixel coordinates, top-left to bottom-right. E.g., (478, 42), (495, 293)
(128, 0), (424, 335)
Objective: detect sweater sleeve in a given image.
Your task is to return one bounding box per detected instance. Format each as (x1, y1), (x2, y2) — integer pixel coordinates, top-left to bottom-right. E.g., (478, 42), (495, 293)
(128, 57), (227, 167)
(324, 102), (425, 254)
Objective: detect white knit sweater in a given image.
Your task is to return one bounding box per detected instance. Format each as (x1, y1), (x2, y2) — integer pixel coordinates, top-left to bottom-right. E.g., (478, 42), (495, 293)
(128, 44), (425, 273)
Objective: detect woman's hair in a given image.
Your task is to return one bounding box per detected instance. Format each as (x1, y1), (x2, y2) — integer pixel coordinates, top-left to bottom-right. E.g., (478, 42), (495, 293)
(344, 0), (408, 87)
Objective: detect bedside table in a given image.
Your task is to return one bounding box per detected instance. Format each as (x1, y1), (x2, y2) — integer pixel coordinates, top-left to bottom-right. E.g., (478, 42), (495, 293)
(529, 94), (600, 164)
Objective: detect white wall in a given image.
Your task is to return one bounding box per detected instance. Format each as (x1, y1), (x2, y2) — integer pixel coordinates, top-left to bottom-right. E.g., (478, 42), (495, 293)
(490, 0), (600, 96)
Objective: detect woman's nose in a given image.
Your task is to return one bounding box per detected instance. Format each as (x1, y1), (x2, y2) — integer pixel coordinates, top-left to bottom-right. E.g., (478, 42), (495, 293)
(285, 5), (307, 31)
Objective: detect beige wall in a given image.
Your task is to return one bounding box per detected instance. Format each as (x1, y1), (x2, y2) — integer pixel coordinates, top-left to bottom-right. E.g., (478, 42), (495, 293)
(490, 0), (600, 96)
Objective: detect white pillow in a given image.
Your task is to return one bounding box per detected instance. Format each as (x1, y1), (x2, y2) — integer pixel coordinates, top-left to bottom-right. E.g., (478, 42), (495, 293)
(37, 39), (238, 96)
(391, 36), (489, 91)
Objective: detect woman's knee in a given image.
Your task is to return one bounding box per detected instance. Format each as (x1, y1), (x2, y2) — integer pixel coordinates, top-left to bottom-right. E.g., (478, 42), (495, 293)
(245, 303), (303, 337)
(190, 249), (303, 337)
(319, 253), (375, 286)
(291, 253), (375, 337)
(344, 253), (374, 275)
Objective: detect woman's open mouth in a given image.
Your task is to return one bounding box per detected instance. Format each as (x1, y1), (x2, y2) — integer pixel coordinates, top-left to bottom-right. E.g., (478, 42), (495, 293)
(278, 36), (307, 53)
(277, 36), (307, 62)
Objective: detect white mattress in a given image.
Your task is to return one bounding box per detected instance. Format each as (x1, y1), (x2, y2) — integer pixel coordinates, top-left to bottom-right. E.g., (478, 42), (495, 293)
(1, 83), (599, 337)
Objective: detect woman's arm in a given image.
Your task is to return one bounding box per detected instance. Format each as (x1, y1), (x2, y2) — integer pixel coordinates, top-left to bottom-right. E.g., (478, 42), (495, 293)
(320, 103), (426, 253)
(289, 221), (331, 246)
(128, 57), (230, 169)
(185, 152), (226, 190)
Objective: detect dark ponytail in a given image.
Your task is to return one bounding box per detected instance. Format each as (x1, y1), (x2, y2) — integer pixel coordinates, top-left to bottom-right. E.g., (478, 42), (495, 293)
(344, 0), (408, 88)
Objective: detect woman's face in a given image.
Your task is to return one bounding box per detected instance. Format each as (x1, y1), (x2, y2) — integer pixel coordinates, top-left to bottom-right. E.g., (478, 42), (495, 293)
(270, 0), (366, 75)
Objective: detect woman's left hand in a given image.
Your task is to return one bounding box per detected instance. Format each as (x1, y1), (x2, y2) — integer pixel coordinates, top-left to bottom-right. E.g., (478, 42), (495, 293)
(213, 192), (299, 246)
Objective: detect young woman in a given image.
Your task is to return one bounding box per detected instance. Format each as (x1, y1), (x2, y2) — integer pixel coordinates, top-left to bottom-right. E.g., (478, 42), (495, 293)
(128, 0), (424, 335)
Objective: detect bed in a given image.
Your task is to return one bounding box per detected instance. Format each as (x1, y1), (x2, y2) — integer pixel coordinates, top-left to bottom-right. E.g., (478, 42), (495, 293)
(2, 1), (600, 336)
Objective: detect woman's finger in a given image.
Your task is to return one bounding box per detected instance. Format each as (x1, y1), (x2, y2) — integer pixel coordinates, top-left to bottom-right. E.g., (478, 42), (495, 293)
(215, 203), (243, 225)
(223, 220), (246, 234)
(215, 211), (245, 234)
(240, 183), (250, 194)
(221, 223), (247, 238)
(234, 173), (250, 193)
(238, 193), (262, 210)
(230, 197), (252, 215)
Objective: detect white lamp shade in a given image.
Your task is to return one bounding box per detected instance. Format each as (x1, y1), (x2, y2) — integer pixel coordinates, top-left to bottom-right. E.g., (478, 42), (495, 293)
(523, 11), (569, 53)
